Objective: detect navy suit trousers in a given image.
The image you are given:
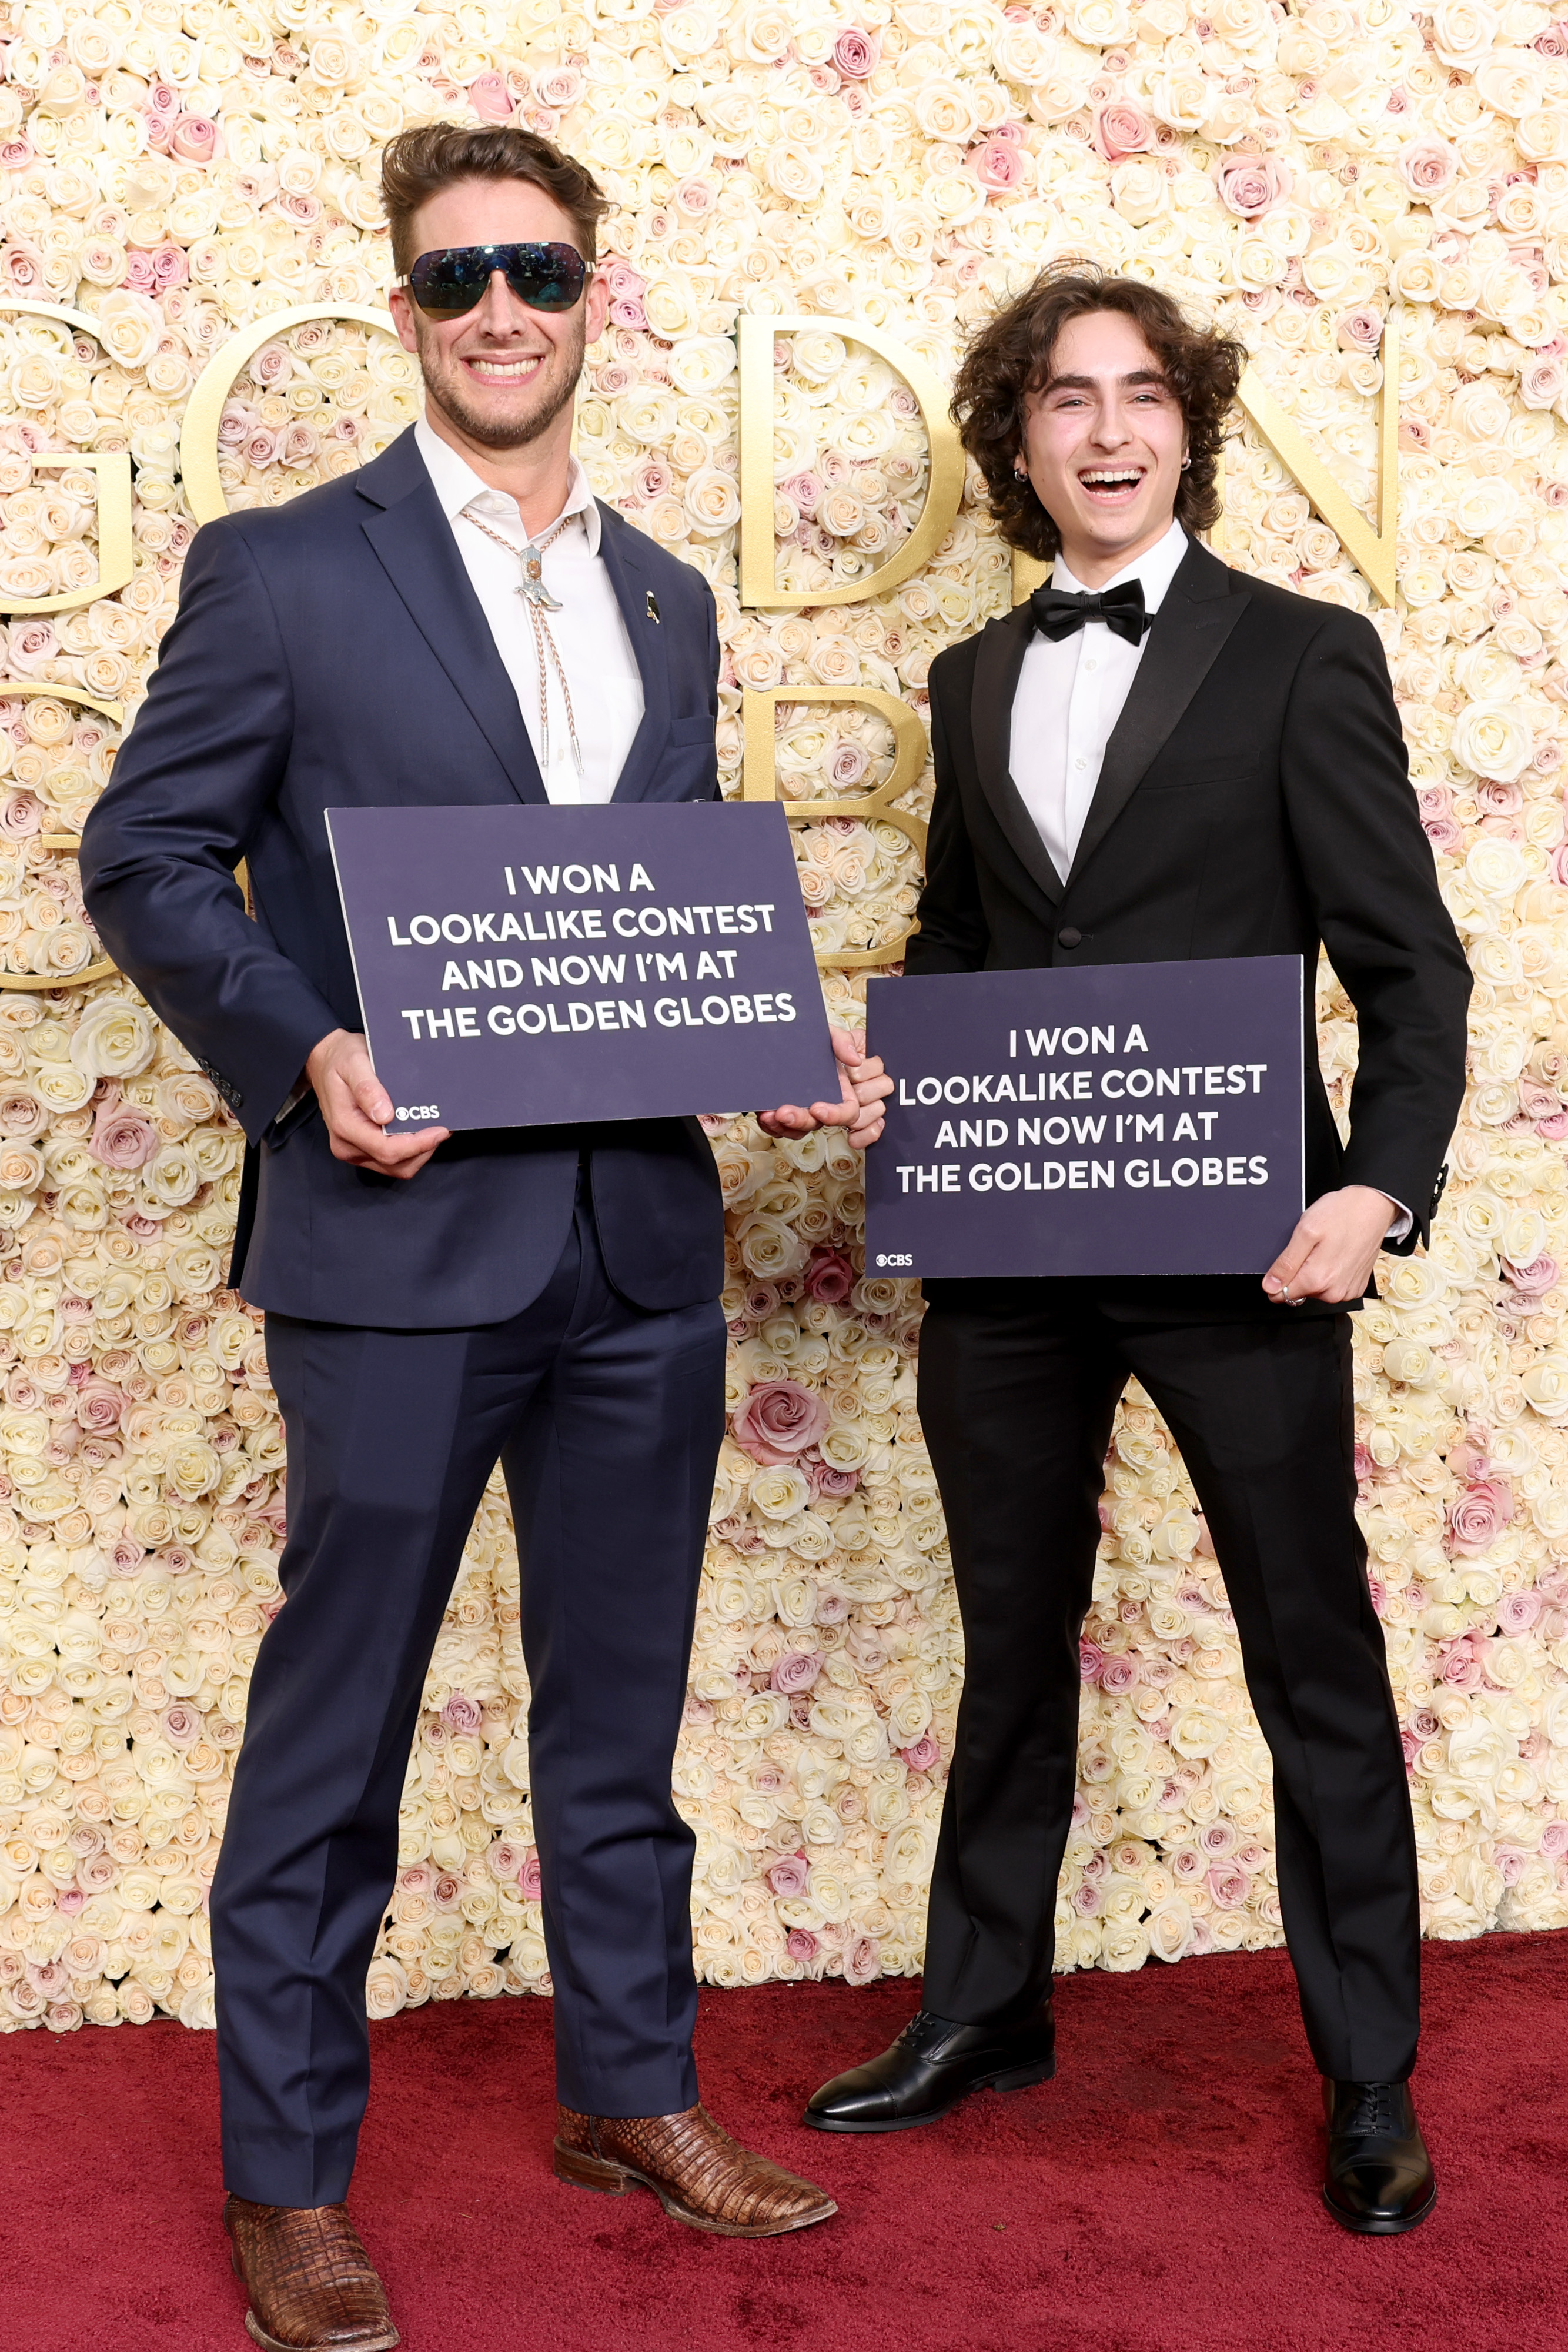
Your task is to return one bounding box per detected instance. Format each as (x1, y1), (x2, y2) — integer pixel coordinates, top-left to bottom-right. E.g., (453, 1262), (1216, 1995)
(210, 1189), (727, 2206)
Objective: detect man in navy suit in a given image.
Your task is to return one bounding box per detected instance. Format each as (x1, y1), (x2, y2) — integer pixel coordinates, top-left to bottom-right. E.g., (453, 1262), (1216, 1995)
(82, 123), (887, 2351)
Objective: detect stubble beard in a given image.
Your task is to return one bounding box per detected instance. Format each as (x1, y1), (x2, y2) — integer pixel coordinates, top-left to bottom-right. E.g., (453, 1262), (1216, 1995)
(417, 312), (586, 452)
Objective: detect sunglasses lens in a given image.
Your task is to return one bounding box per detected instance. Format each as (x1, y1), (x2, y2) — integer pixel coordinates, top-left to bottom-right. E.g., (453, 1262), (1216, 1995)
(409, 243), (586, 318)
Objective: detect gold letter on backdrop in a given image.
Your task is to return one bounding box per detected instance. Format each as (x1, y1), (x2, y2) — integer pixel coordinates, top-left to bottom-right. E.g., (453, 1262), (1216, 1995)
(0, 683), (121, 992)
(0, 299), (134, 616)
(1012, 318), (1400, 606)
(181, 302), (398, 526)
(741, 685), (927, 968)
(738, 313), (965, 609)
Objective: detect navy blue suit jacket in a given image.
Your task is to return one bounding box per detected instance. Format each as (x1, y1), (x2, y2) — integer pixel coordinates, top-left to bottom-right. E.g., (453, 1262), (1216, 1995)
(79, 426), (725, 1327)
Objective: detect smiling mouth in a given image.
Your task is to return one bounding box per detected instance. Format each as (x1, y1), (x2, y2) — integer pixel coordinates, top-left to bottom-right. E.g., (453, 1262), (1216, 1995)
(1079, 467), (1146, 503)
(464, 353), (546, 385)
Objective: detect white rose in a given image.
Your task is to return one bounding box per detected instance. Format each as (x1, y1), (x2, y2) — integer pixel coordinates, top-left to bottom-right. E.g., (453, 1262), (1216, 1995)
(1452, 704), (1534, 786)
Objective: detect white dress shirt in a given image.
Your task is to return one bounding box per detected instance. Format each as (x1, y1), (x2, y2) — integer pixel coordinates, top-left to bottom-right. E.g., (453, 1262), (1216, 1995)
(414, 417), (644, 804)
(1007, 515), (1409, 1242)
(1009, 516), (1189, 887)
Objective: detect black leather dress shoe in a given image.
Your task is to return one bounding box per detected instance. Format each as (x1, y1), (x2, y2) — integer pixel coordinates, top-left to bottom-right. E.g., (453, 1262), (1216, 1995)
(804, 2004), (1055, 2133)
(1322, 2079), (1436, 2234)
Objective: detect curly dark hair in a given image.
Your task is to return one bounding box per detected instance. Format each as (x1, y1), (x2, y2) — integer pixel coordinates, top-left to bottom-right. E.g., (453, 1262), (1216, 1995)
(380, 122), (607, 276)
(952, 265), (1245, 560)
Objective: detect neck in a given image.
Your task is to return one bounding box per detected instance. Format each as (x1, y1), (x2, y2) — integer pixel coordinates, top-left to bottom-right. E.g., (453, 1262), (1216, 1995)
(423, 398), (576, 536)
(1055, 512), (1178, 590)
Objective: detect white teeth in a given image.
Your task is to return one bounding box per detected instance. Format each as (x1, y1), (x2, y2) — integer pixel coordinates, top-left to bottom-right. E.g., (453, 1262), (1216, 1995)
(469, 358), (540, 379)
(1081, 470), (1142, 485)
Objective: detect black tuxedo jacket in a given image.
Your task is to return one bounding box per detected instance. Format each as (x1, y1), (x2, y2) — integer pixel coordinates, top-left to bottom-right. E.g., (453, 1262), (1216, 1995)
(908, 536), (1471, 1317)
(81, 427), (724, 1328)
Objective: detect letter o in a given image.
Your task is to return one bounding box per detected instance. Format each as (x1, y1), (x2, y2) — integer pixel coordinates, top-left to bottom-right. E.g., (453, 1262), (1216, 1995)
(915, 1078), (942, 1105)
(994, 1162), (1021, 1191)
(1043, 1116), (1069, 1146)
(701, 995), (730, 1023)
(409, 917), (439, 944)
(516, 1003), (546, 1034)
(562, 865), (591, 893)
(559, 956), (589, 987)
(638, 907), (668, 936)
(1172, 1157), (1199, 1187)
(1061, 1025), (1088, 1055)
(440, 914), (472, 944)
(942, 1076), (970, 1104)
(1126, 1068), (1152, 1098)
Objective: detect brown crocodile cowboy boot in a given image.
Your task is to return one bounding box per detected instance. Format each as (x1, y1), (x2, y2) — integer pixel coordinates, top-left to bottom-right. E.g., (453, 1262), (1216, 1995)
(224, 2196), (400, 2352)
(554, 2103), (837, 2237)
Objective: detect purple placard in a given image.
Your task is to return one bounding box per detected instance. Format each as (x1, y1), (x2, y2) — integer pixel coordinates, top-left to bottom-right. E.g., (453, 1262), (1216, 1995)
(864, 958), (1305, 1278)
(326, 801), (839, 1132)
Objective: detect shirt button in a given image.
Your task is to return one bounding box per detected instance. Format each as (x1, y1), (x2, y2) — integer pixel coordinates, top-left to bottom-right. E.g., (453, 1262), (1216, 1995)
(1058, 926), (1083, 949)
(1074, 758), (1086, 770)
(1084, 659), (1096, 671)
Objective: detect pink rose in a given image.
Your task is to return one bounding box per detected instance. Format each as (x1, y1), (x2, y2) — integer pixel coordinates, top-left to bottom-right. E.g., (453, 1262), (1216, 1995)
(170, 113), (219, 163)
(900, 1734), (939, 1773)
(123, 249), (157, 293)
(732, 1378), (831, 1465)
(1099, 1656), (1139, 1694)
(519, 1850), (542, 1900)
(833, 28), (880, 76)
(467, 71), (512, 120)
(443, 1690), (482, 1732)
(488, 1840), (526, 1880)
(1079, 1640), (1105, 1682)
(1398, 139), (1458, 196)
(162, 1703), (202, 1746)
(842, 1934), (881, 1985)
(1440, 1640), (1483, 1689)
(787, 1927), (819, 1961)
(1541, 1820), (1568, 1858)
(1448, 1479), (1514, 1553)
(1216, 153), (1293, 217)
(105, 1531), (143, 1572)
(1093, 101), (1154, 161)
(968, 139), (1027, 192)
(1521, 357), (1564, 410)
(803, 1247), (856, 1304)
(771, 1649), (822, 1695)
(90, 1102), (159, 1169)
(1497, 1591), (1542, 1634)
(1505, 1255), (1559, 1295)
(7, 619), (58, 675)
(1206, 1864), (1252, 1910)
(768, 1852), (811, 1897)
(1337, 305), (1383, 352)
(807, 1455), (858, 1497)
(1, 138), (36, 171)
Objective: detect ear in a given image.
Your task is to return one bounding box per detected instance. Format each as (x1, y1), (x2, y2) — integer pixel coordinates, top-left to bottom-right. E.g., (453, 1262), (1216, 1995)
(387, 282), (420, 358)
(584, 265), (611, 347)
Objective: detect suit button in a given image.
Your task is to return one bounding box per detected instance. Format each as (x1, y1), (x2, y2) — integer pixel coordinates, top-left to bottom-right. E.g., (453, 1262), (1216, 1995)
(1058, 926), (1082, 948)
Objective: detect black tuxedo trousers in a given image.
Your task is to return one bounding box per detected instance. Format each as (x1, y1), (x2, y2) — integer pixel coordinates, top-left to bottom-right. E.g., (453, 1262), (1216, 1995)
(917, 1284), (1419, 2083)
(211, 1181), (727, 2206)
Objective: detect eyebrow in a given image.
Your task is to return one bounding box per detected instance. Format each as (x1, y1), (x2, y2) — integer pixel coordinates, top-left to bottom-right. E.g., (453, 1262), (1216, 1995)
(1038, 369), (1171, 394)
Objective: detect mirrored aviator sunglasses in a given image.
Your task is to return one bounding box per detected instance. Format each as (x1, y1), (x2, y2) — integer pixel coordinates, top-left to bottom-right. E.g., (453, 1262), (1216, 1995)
(403, 241), (589, 320)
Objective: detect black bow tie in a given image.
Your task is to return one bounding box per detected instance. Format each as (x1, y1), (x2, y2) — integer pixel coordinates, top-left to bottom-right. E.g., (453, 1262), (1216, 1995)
(1029, 578), (1152, 647)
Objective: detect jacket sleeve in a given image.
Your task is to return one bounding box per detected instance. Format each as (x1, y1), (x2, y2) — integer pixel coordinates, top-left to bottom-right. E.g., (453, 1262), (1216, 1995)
(904, 652), (989, 975)
(78, 520), (343, 1145)
(1279, 608), (1472, 1246)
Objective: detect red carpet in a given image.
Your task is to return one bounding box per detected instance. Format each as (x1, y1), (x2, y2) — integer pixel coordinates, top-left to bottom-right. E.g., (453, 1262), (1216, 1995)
(2, 1934), (1563, 2352)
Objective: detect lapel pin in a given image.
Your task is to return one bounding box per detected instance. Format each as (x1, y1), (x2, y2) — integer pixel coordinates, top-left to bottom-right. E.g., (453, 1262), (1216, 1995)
(646, 590), (661, 624)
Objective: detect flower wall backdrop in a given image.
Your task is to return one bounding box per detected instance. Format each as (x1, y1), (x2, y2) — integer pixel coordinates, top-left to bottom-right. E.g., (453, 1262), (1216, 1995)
(0, 0), (1565, 2036)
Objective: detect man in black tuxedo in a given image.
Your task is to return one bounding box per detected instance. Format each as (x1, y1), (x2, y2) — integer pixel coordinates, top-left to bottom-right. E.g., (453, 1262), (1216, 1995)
(82, 123), (890, 2351)
(805, 268), (1470, 2234)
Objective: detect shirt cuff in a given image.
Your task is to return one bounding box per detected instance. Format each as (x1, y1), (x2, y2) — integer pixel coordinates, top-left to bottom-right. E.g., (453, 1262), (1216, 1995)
(1380, 1195), (1412, 1245)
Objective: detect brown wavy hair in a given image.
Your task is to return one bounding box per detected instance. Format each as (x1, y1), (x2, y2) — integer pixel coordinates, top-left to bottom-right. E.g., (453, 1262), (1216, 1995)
(380, 123), (608, 275)
(952, 265), (1245, 560)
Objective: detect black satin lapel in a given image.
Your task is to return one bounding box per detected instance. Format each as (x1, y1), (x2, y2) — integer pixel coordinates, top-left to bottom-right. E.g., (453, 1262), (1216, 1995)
(1066, 578), (1250, 884)
(359, 477), (546, 804)
(597, 510), (673, 803)
(972, 606), (1064, 908)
